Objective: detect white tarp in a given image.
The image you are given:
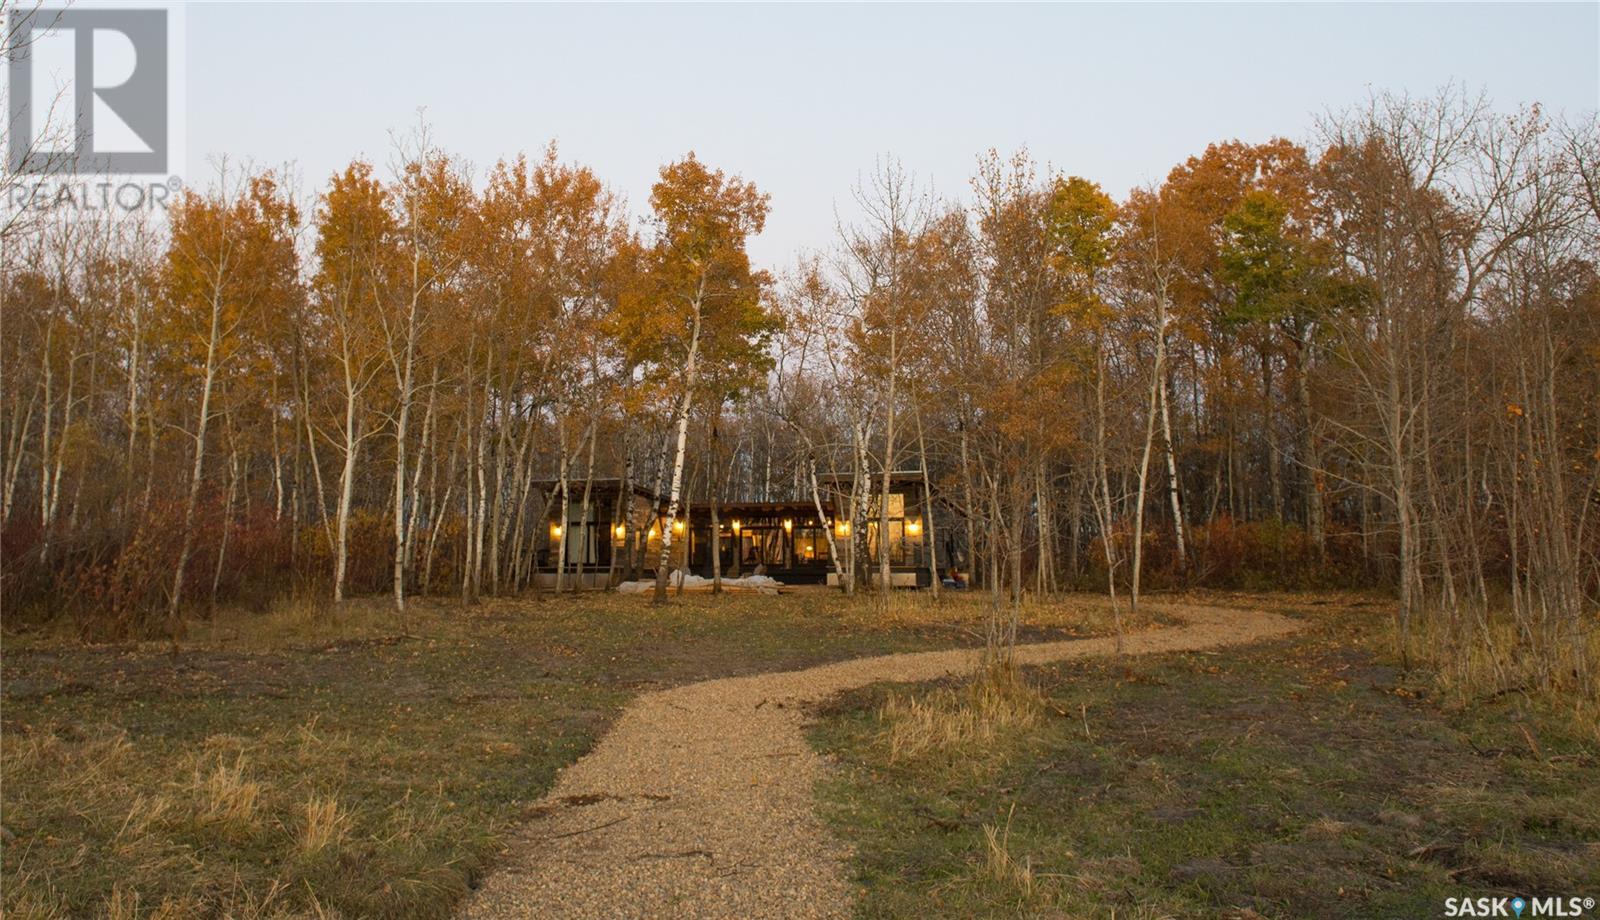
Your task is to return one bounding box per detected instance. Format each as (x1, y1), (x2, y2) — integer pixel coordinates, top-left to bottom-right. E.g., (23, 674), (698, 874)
(615, 571), (784, 595)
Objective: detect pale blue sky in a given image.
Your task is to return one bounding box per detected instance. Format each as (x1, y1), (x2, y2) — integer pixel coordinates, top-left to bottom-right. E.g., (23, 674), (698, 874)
(186, 2), (1599, 268)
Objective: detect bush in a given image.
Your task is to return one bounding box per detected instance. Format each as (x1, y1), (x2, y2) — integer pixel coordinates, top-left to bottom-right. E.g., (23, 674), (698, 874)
(1, 497), (296, 640)
(1082, 515), (1377, 593)
(294, 510), (393, 597)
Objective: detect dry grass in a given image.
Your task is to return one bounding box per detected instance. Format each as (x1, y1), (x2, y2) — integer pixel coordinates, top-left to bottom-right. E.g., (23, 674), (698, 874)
(11, 587), (1146, 917)
(0, 712), (487, 918)
(879, 662), (1046, 763)
(114, 793), (175, 845)
(203, 591), (408, 650)
(1385, 605), (1600, 740)
(196, 755), (263, 834)
(1300, 815), (1354, 839)
(846, 589), (1160, 641)
(2, 585), (1151, 658)
(811, 593), (1600, 919)
(980, 803), (1034, 897)
(299, 795), (350, 855)
(3, 870), (68, 920)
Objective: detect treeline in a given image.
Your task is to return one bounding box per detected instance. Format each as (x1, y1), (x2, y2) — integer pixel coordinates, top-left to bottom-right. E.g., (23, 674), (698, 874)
(2, 91), (1596, 694)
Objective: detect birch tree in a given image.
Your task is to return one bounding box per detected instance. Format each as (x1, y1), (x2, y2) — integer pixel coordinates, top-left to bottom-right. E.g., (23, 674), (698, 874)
(161, 169), (300, 634)
(310, 162), (393, 603)
(383, 135), (469, 613)
(838, 159), (930, 595)
(614, 154), (772, 605)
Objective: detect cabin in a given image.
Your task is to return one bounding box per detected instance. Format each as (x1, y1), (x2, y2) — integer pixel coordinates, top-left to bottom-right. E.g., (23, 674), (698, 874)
(533, 472), (938, 589)
(530, 478), (655, 590)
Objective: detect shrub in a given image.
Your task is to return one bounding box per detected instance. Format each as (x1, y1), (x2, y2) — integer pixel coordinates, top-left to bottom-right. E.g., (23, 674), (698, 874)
(1082, 515), (1377, 593)
(2, 497), (297, 639)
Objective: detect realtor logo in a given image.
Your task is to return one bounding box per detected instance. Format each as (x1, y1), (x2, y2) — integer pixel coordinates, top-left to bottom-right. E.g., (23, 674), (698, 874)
(7, 8), (169, 174)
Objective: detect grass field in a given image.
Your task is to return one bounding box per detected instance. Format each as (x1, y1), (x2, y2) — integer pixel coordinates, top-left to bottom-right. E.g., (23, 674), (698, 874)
(808, 594), (1600, 919)
(0, 589), (1149, 918)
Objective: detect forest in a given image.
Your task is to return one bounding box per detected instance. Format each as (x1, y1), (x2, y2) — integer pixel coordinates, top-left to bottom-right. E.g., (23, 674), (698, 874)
(4, 88), (1598, 701)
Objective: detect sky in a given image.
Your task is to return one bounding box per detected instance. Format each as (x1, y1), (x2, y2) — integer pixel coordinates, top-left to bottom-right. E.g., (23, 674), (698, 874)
(184, 2), (1600, 269)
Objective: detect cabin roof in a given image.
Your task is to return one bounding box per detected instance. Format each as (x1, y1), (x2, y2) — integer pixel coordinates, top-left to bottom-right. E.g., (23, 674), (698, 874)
(682, 500), (831, 518)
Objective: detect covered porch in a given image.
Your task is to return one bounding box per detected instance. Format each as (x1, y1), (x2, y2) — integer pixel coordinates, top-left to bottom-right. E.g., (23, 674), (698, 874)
(683, 501), (837, 585)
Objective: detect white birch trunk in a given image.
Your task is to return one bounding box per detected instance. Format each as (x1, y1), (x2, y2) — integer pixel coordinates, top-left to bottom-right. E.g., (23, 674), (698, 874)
(653, 278), (706, 604)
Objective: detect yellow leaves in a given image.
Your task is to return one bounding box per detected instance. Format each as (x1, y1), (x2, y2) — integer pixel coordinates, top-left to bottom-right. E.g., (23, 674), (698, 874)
(1047, 175), (1117, 272)
(621, 155), (774, 381)
(1506, 402), (1524, 418)
(313, 160), (394, 300)
(161, 169), (303, 371)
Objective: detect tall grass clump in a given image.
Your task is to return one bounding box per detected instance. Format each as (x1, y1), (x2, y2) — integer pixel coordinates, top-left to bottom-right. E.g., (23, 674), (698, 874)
(1388, 602), (1600, 740)
(879, 662), (1047, 763)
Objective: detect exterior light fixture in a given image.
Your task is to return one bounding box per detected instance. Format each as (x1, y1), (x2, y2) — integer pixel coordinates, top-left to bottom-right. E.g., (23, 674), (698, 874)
(731, 520), (742, 535)
(673, 519), (685, 535)
(906, 520), (922, 536)
(835, 520), (851, 537)
(614, 523), (627, 539)
(552, 524), (563, 538)
(783, 518), (793, 533)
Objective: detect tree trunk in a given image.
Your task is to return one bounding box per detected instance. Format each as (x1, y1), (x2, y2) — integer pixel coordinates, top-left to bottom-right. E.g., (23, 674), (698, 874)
(170, 281), (226, 644)
(1131, 285), (1170, 613)
(1158, 367), (1187, 569)
(710, 406), (724, 594)
(573, 418), (598, 592)
(916, 408), (940, 599)
(404, 365), (439, 577)
(333, 405), (360, 604)
(959, 416), (978, 589)
(1295, 324), (1326, 557)
(488, 390), (511, 595)
(653, 279), (706, 605)
(298, 341), (333, 547)
(1262, 345), (1282, 521)
(879, 330), (896, 596)
(807, 455), (848, 587)
(209, 424), (240, 615)
(554, 420), (573, 593)
(470, 357), (492, 601)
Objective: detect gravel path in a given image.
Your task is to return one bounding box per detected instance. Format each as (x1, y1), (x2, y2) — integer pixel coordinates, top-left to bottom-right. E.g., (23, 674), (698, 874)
(460, 601), (1301, 919)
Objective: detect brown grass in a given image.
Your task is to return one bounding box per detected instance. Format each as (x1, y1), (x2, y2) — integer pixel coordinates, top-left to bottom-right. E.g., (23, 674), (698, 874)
(811, 593), (1600, 918)
(1196, 588), (1599, 737)
(980, 803), (1034, 896)
(298, 795), (349, 855)
(0, 713), (477, 917)
(1385, 605), (1600, 740)
(3, 587), (1150, 657)
(196, 755), (262, 834)
(113, 793), (175, 846)
(879, 662), (1047, 763)
(2, 587), (1154, 916)
(849, 590), (1159, 641)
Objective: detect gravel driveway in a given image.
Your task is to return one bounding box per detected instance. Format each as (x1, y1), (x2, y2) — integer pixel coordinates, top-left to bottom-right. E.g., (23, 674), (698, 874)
(460, 601), (1301, 919)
